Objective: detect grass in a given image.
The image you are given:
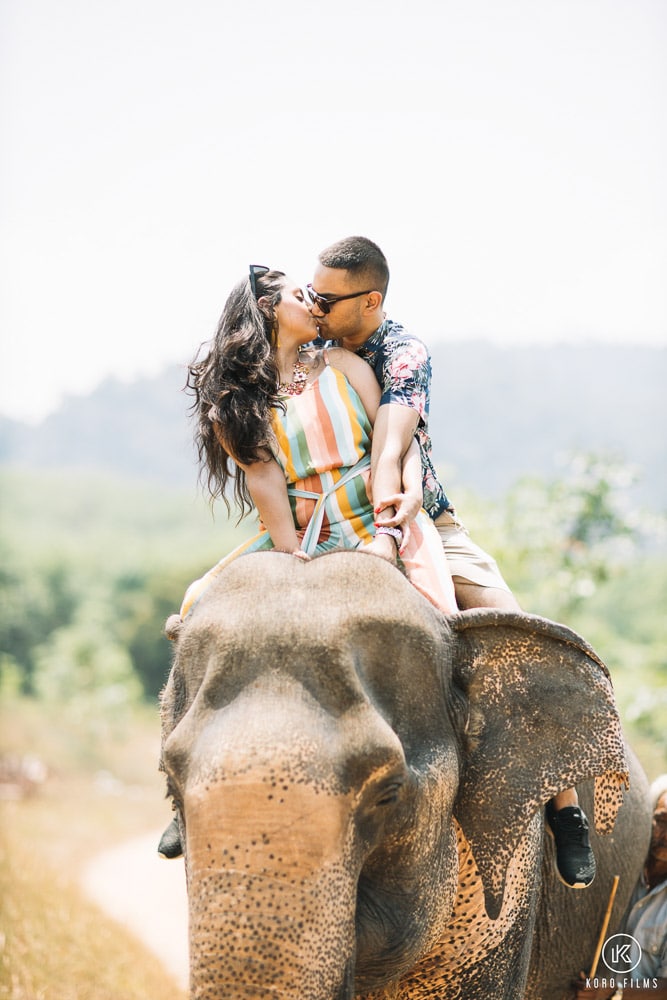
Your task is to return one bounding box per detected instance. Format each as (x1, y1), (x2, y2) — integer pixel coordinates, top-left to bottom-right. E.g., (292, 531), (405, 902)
(0, 696), (187, 1000)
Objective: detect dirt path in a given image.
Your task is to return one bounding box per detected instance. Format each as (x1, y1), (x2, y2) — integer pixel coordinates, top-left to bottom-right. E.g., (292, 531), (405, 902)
(80, 829), (189, 990)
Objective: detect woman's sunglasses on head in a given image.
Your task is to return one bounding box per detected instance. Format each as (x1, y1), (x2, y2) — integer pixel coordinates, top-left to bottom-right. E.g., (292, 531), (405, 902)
(249, 264), (270, 299)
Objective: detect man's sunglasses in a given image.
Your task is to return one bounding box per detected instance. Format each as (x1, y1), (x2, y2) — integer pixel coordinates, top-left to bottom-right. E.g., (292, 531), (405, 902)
(306, 284), (375, 315)
(249, 264), (270, 299)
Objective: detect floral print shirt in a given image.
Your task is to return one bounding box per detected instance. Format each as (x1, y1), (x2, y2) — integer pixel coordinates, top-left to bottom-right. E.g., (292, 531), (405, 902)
(328, 318), (452, 520)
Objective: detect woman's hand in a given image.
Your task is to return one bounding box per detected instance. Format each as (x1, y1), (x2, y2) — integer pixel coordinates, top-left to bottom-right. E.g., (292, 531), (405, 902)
(273, 546), (310, 560)
(374, 491), (421, 550)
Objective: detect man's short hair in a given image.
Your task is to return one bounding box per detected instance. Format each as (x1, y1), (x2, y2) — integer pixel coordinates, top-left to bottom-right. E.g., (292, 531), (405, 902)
(318, 236), (390, 300)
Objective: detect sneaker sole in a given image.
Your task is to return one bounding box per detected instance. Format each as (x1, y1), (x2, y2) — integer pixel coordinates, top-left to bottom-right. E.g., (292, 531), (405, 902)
(544, 815), (595, 889)
(553, 869), (595, 889)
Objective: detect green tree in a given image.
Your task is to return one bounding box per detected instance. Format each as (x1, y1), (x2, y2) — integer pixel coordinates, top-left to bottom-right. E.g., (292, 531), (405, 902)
(498, 452), (645, 619)
(31, 593), (143, 751)
(475, 451), (667, 773)
(112, 564), (204, 699)
(0, 547), (77, 693)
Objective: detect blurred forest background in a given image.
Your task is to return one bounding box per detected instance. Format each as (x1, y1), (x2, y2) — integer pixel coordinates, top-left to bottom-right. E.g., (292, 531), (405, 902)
(1, 340), (666, 995)
(1, 341), (666, 770)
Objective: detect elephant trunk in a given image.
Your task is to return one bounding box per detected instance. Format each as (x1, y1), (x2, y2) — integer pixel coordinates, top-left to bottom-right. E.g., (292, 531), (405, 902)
(168, 667), (411, 998)
(184, 775), (363, 1000)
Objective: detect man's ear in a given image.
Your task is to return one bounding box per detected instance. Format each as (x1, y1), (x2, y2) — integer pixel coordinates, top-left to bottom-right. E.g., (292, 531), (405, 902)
(365, 291), (384, 312)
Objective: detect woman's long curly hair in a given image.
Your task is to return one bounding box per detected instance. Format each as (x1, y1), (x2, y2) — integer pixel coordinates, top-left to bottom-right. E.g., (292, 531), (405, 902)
(186, 269), (287, 516)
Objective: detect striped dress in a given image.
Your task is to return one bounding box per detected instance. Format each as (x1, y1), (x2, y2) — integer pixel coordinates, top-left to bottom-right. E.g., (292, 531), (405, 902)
(181, 360), (456, 616)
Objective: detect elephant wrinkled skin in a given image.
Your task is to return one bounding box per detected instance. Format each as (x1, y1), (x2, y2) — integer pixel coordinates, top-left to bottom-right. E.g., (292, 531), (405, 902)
(160, 550), (649, 1000)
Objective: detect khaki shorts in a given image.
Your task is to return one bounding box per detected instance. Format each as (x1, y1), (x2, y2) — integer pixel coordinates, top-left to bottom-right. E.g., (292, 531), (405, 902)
(434, 509), (512, 592)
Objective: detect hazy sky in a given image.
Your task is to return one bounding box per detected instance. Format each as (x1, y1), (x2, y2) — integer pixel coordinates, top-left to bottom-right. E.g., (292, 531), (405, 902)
(1, 0), (665, 423)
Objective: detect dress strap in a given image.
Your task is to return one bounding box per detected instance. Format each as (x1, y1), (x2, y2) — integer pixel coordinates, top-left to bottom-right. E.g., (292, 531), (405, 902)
(287, 454), (371, 555)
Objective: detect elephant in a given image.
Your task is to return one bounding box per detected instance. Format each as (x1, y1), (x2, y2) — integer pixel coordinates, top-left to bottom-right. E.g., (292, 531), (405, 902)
(160, 549), (652, 1000)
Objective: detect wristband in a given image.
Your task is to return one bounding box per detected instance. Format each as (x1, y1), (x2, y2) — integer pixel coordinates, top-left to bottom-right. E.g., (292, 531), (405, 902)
(375, 525), (403, 547)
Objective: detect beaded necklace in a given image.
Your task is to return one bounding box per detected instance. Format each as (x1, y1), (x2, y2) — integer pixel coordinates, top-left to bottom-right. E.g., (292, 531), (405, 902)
(278, 358), (310, 396)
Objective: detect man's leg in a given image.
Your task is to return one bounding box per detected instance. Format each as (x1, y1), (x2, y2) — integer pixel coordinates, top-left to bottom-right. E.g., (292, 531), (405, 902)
(434, 509), (519, 610)
(454, 580), (522, 611)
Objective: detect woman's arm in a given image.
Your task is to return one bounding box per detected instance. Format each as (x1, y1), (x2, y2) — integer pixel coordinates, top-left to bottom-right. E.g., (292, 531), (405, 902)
(213, 423), (303, 554)
(242, 455), (304, 553)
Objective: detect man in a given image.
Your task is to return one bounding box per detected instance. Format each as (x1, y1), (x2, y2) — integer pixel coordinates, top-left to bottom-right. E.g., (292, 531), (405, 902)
(626, 776), (667, 979)
(308, 236), (518, 610)
(573, 775), (667, 997)
(308, 235), (595, 889)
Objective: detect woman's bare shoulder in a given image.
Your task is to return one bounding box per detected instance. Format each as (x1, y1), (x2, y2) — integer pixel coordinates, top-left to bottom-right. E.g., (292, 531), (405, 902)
(300, 346), (326, 372)
(323, 346), (362, 373)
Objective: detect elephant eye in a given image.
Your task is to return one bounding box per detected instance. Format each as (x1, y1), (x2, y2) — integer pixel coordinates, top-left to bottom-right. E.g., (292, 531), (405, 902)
(376, 782), (403, 807)
(165, 777), (184, 813)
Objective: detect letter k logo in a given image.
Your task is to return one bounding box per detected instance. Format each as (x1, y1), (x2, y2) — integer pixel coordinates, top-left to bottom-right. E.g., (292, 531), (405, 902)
(610, 943), (632, 965)
(602, 933), (642, 974)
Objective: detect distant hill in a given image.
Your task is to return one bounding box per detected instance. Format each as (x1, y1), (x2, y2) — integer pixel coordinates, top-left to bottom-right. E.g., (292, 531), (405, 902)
(428, 341), (666, 508)
(1, 343), (665, 509)
(0, 367), (195, 489)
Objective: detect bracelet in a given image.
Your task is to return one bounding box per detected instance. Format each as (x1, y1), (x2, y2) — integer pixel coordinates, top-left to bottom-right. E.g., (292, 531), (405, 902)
(375, 525), (403, 547)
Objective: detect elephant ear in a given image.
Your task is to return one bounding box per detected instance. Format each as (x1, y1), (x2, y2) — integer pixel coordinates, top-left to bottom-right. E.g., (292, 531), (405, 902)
(450, 610), (629, 921)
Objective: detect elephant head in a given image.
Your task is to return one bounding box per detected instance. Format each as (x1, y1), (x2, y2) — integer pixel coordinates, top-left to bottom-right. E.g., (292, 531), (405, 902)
(160, 550), (628, 1000)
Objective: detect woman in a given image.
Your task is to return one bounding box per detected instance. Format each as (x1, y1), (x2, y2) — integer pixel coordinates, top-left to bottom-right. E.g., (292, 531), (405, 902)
(158, 266), (457, 858)
(179, 266), (456, 618)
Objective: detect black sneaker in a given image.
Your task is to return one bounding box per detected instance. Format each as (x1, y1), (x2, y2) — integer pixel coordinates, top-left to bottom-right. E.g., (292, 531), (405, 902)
(158, 816), (183, 859)
(546, 803), (596, 888)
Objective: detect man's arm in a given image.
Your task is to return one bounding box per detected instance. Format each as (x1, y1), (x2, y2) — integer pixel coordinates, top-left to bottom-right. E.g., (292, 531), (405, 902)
(370, 401), (419, 512)
(373, 435), (423, 539)
(365, 402), (419, 560)
(326, 349), (422, 557)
